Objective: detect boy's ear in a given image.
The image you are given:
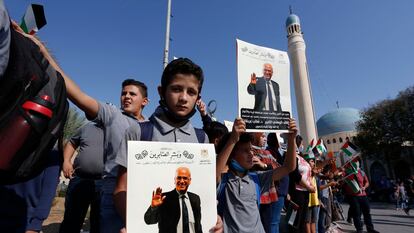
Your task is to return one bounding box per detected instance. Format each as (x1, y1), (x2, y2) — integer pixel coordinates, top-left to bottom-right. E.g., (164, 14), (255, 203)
(142, 97), (149, 107)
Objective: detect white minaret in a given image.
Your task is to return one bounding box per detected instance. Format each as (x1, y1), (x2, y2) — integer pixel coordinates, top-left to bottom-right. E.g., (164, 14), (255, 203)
(286, 13), (318, 146)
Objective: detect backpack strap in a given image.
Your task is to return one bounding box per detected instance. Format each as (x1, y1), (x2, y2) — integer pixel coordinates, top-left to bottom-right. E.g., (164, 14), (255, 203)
(216, 172), (229, 217)
(194, 127), (206, 143)
(139, 121), (154, 141)
(248, 172), (261, 207)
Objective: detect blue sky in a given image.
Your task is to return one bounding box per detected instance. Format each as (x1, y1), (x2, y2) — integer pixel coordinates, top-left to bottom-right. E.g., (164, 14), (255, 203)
(5, 0), (414, 128)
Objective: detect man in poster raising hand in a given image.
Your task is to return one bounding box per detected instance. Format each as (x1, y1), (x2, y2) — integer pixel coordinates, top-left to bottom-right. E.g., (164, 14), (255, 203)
(144, 167), (202, 233)
(247, 63), (282, 112)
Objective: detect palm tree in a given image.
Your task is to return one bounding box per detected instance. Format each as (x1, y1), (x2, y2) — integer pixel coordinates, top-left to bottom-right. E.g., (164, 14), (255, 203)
(63, 107), (86, 142)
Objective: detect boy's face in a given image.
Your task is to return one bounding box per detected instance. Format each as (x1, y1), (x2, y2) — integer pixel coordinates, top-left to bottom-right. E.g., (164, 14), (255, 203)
(120, 85), (148, 115)
(232, 142), (254, 170)
(163, 73), (200, 117)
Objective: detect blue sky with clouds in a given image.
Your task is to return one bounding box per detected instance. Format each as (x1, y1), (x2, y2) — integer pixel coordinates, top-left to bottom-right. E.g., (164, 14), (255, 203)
(5, 0), (414, 128)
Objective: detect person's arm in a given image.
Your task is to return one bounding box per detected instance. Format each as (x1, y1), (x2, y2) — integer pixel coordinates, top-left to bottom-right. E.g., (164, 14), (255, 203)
(361, 172), (370, 192)
(320, 181), (338, 190)
(11, 21), (99, 119)
(216, 118), (245, 184)
(272, 119), (297, 181)
(197, 99), (213, 129)
(62, 141), (76, 178)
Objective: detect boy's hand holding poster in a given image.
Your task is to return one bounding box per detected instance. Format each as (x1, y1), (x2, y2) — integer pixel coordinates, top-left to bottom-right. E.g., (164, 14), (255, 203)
(237, 39), (292, 132)
(127, 141), (217, 233)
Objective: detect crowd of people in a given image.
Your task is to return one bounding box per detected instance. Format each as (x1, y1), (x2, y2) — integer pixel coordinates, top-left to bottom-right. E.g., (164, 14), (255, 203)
(0, 2), (412, 233)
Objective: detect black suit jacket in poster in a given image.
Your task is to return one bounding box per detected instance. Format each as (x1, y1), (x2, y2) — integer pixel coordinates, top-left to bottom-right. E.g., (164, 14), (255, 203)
(247, 77), (282, 112)
(144, 189), (202, 233)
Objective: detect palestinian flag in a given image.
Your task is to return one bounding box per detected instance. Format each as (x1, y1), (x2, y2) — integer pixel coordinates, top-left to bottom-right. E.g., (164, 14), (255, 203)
(344, 161), (358, 175)
(345, 177), (361, 193)
(341, 141), (358, 157)
(20, 4), (47, 35)
(304, 151), (315, 161)
(312, 139), (327, 157)
(304, 139), (314, 154)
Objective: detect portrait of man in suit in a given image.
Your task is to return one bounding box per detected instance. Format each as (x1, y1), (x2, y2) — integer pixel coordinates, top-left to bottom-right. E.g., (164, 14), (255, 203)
(247, 63), (282, 112)
(144, 167), (202, 233)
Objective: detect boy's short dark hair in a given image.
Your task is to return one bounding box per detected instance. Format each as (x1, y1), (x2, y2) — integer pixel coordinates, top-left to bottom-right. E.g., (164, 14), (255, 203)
(160, 58), (204, 95)
(204, 122), (229, 143)
(122, 79), (148, 98)
(267, 133), (279, 148)
(216, 132), (253, 164)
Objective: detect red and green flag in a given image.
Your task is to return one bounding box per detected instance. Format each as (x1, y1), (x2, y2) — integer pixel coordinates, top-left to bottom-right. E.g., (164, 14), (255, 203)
(344, 161), (358, 175)
(345, 176), (361, 193)
(304, 139), (314, 154)
(20, 4), (47, 35)
(341, 141), (358, 157)
(312, 139), (327, 157)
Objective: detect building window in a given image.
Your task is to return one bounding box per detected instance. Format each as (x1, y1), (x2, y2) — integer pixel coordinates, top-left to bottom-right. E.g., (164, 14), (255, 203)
(327, 139), (330, 144)
(346, 137), (349, 141)
(333, 138), (336, 143)
(339, 137), (343, 143)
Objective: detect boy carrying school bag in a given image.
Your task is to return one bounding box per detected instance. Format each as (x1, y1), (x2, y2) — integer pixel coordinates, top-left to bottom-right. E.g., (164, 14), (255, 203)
(0, 23), (68, 184)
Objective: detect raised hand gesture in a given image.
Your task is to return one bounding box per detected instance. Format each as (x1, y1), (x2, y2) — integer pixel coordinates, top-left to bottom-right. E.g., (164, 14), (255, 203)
(250, 73), (257, 84)
(151, 187), (166, 207)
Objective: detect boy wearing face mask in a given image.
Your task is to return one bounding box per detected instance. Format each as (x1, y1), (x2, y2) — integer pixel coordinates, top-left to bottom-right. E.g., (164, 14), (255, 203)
(215, 118), (297, 233)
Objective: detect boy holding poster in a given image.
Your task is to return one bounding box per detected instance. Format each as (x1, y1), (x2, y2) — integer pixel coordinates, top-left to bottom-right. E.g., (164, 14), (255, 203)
(113, 58), (222, 232)
(215, 118), (297, 233)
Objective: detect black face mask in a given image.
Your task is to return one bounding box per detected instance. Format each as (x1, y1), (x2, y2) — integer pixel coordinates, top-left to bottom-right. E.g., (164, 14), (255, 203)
(158, 98), (197, 123)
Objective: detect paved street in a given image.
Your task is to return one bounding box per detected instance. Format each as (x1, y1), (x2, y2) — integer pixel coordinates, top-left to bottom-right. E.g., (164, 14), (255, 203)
(336, 202), (414, 233)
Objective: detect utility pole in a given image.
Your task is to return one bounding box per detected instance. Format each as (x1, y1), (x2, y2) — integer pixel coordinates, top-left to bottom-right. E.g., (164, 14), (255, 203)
(163, 0), (172, 68)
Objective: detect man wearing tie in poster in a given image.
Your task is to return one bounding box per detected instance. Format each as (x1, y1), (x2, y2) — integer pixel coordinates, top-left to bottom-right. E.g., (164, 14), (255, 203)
(247, 63), (282, 112)
(144, 167), (202, 233)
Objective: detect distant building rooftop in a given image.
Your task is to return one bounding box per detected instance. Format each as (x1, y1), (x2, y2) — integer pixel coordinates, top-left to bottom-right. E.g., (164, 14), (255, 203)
(317, 108), (361, 136)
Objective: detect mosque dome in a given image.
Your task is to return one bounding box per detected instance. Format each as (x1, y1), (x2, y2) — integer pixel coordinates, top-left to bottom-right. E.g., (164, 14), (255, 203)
(317, 108), (361, 136)
(286, 14), (300, 27)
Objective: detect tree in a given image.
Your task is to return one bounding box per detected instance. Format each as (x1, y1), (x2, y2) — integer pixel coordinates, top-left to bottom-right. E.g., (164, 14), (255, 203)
(63, 107), (86, 142)
(355, 85), (414, 160)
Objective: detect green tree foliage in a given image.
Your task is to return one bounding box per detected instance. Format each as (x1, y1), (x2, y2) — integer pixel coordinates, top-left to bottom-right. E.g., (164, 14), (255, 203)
(355, 86), (414, 157)
(63, 107), (86, 141)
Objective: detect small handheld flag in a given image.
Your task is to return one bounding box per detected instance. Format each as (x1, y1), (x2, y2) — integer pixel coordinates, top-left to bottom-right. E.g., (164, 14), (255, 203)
(341, 141), (359, 157)
(304, 139), (314, 154)
(312, 139), (327, 157)
(20, 4), (47, 35)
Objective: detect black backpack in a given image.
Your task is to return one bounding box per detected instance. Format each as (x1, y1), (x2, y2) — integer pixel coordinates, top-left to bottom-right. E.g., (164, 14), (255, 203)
(0, 25), (68, 184)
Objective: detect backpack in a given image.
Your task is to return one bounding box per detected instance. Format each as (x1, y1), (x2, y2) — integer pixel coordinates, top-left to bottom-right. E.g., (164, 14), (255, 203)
(139, 118), (206, 143)
(0, 26), (68, 184)
(216, 172), (261, 217)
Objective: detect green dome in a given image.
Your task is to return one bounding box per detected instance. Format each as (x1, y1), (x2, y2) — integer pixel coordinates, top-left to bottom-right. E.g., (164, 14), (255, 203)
(286, 14), (300, 27)
(316, 108), (361, 136)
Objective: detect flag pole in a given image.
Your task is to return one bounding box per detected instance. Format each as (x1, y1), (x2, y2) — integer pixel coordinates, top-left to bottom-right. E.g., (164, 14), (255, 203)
(163, 0), (172, 69)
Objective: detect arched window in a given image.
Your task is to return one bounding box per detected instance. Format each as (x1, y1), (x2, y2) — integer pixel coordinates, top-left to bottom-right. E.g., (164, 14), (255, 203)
(327, 139), (330, 144)
(333, 138), (336, 143)
(339, 137), (343, 143)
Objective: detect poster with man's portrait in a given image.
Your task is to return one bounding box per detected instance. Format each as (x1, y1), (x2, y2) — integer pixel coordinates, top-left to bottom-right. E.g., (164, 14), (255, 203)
(236, 39), (291, 132)
(127, 141), (217, 233)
